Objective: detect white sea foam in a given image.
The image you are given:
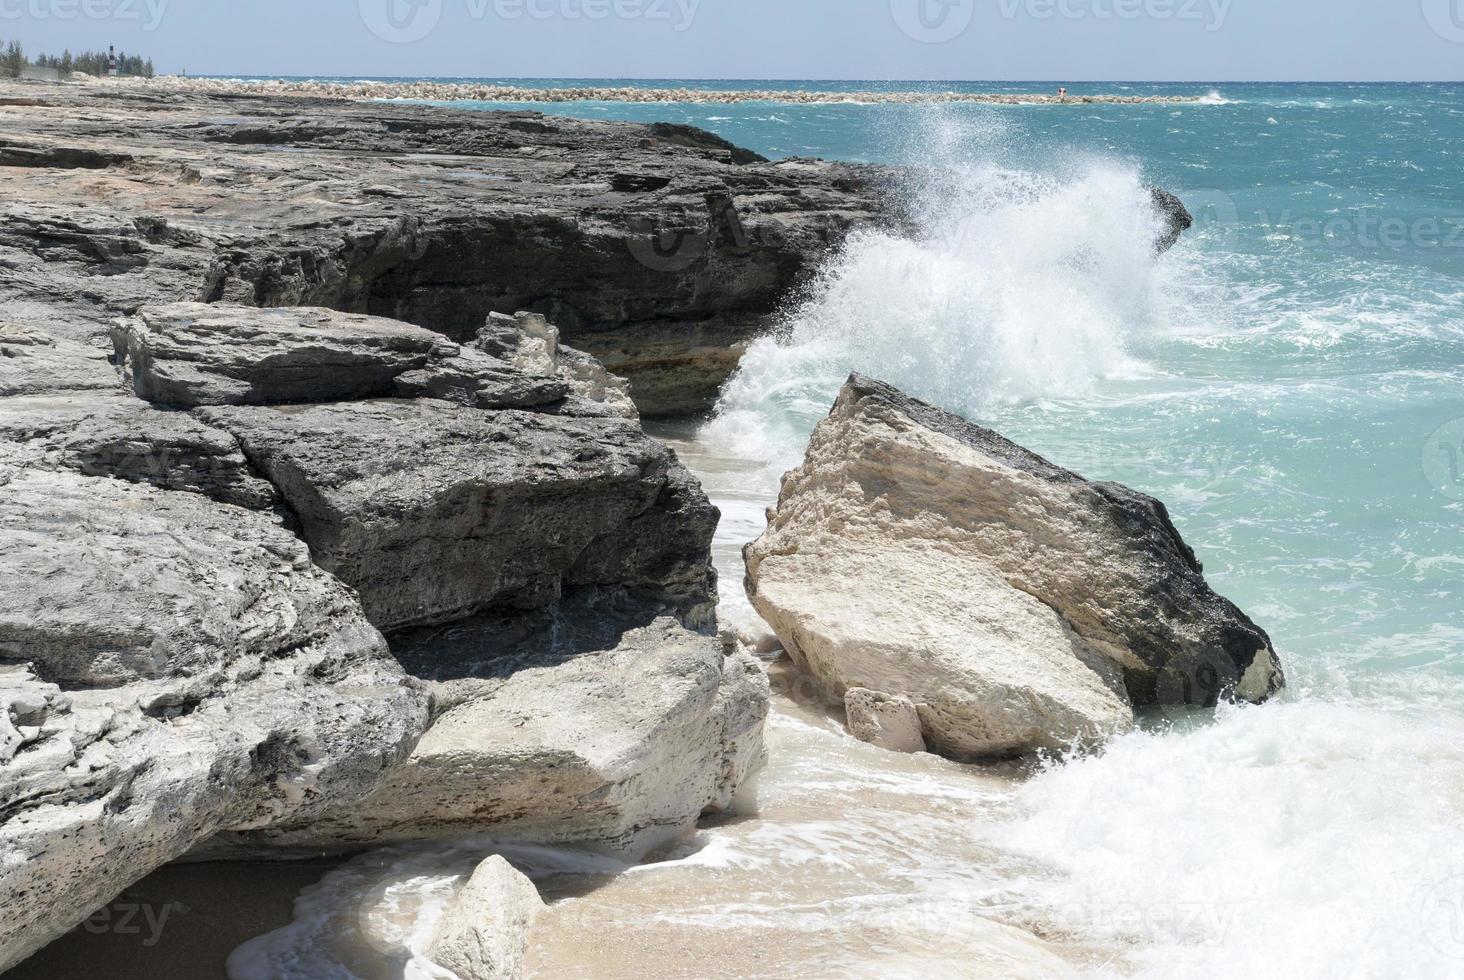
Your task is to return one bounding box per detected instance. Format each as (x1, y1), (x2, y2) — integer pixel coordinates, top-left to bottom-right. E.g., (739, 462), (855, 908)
(989, 692), (1464, 978)
(706, 119), (1168, 473)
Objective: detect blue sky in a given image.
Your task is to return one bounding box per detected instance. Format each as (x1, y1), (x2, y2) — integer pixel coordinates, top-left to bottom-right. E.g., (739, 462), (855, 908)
(0, 0), (1460, 81)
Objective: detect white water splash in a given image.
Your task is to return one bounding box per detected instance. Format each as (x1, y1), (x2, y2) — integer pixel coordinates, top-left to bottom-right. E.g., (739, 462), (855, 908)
(706, 145), (1168, 473)
(989, 692), (1464, 979)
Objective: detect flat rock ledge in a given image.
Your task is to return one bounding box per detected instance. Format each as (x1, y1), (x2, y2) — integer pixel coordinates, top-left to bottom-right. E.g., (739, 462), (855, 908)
(199, 619), (770, 860)
(1, 302), (768, 970)
(0, 79), (1192, 416)
(745, 374), (1284, 760)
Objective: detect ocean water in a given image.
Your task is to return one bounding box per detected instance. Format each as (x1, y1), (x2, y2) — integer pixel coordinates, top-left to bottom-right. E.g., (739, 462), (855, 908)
(235, 83), (1464, 979)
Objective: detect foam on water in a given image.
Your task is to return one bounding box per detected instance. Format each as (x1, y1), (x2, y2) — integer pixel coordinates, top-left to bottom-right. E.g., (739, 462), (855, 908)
(707, 117), (1167, 474)
(990, 692), (1464, 978)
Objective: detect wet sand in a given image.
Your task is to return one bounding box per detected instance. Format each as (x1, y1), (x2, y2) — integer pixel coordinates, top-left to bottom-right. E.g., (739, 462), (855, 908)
(6, 860), (344, 980)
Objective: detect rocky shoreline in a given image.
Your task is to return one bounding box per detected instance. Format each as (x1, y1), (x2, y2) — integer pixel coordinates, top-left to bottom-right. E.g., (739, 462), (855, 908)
(0, 79), (1221, 977)
(92, 75), (1210, 107)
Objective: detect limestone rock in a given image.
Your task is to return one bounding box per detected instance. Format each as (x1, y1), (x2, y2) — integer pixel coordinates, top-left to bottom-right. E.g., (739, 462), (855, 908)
(427, 856), (543, 980)
(197, 618), (770, 859)
(745, 375), (1284, 759)
(201, 398), (718, 632)
(845, 689), (927, 755)
(474, 311), (637, 419)
(0, 81), (1190, 415)
(0, 391), (276, 509)
(0, 469), (429, 973)
(112, 302), (459, 406)
(0, 325), (115, 396)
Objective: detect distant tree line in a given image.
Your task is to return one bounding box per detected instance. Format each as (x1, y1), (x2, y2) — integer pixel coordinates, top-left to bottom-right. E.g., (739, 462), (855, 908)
(0, 40), (154, 79)
(1, 41), (22, 79)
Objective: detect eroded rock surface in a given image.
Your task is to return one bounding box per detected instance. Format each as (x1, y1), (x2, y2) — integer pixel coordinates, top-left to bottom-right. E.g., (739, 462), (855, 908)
(0, 80), (1190, 414)
(0, 390), (277, 508)
(745, 375), (1284, 759)
(0, 300), (766, 968)
(428, 856), (544, 980)
(0, 469), (428, 973)
(844, 689), (927, 755)
(113, 302), (459, 406)
(0, 324), (115, 396)
(199, 618), (770, 860)
(200, 396), (716, 632)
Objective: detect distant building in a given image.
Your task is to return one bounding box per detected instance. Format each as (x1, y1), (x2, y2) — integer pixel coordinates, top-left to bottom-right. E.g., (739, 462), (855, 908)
(107, 45), (118, 76)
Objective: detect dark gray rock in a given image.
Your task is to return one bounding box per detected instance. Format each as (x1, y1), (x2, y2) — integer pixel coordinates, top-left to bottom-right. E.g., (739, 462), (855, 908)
(0, 82), (1191, 415)
(0, 391), (277, 509)
(113, 302), (459, 406)
(0, 325), (116, 397)
(200, 398), (719, 633)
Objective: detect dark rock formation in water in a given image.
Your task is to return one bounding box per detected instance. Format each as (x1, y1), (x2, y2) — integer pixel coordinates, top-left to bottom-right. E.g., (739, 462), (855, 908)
(746, 374), (1284, 759)
(0, 82), (1190, 416)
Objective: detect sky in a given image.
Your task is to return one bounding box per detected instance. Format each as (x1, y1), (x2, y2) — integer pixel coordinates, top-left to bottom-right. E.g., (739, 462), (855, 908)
(0, 0), (1460, 81)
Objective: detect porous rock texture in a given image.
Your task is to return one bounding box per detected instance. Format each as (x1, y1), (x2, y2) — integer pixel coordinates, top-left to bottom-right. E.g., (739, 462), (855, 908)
(0, 79), (1189, 415)
(844, 689), (927, 755)
(428, 856), (544, 980)
(0, 301), (765, 969)
(0, 468), (428, 974)
(0, 390), (278, 508)
(745, 375), (1285, 759)
(201, 615), (770, 859)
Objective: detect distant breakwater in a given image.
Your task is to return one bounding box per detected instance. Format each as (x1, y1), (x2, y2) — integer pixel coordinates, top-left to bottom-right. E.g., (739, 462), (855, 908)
(96, 76), (1208, 106)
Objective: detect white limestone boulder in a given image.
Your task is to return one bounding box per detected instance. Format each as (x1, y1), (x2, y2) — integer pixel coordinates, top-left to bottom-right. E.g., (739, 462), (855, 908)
(745, 375), (1284, 759)
(427, 856), (544, 980)
(197, 619), (770, 860)
(844, 688), (927, 754)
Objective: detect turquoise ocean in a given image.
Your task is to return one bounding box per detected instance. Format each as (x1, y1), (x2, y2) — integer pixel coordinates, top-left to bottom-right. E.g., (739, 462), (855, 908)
(234, 82), (1464, 979)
